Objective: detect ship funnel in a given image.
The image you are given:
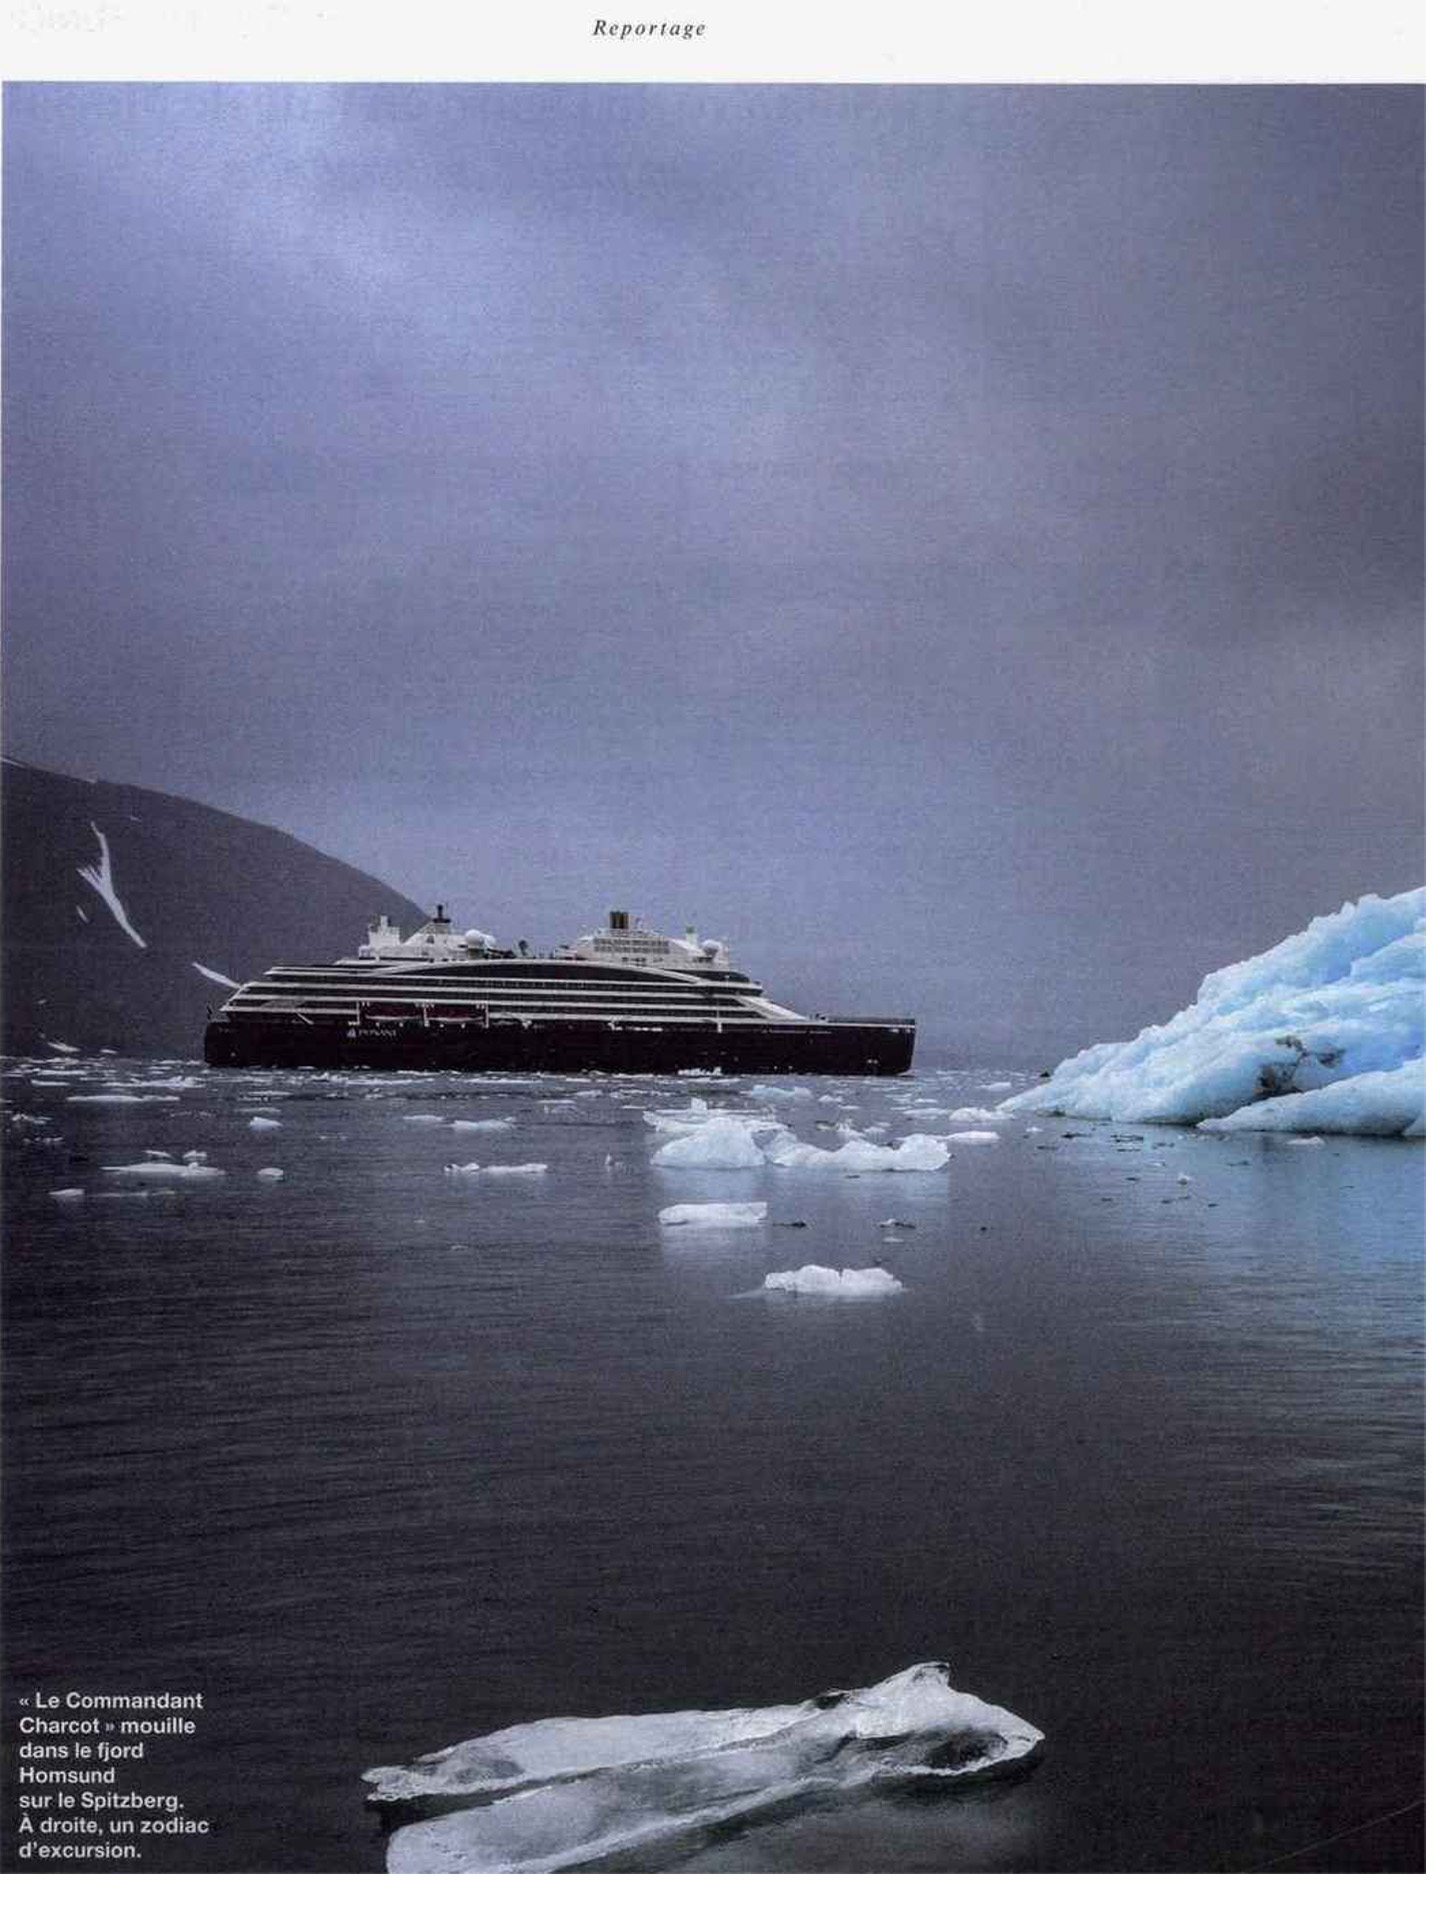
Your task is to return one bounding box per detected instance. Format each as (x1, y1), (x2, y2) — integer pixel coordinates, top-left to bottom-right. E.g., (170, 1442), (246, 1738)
(609, 909), (630, 931)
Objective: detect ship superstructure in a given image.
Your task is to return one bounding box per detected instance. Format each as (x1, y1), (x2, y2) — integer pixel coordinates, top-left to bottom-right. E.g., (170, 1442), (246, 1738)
(203, 908), (915, 1075)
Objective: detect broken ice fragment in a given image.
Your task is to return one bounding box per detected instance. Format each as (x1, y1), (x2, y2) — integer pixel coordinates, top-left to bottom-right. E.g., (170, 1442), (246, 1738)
(364, 1662), (1041, 1874)
(764, 1132), (949, 1173)
(762, 1265), (903, 1298)
(101, 1161), (225, 1182)
(652, 1118), (767, 1169)
(658, 1201), (768, 1228)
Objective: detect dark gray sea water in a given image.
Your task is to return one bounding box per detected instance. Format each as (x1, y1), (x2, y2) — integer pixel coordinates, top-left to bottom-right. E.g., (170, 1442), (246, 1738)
(1, 1056), (1424, 1873)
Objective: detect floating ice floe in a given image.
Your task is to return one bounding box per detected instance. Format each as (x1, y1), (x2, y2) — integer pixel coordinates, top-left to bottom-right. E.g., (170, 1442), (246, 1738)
(949, 1106), (1002, 1126)
(762, 1265), (903, 1297)
(763, 1131), (950, 1173)
(256, 1167), (285, 1180)
(659, 1201), (768, 1229)
(444, 1162), (549, 1177)
(748, 1083), (812, 1102)
(451, 1118), (515, 1132)
(50, 1188), (85, 1201)
(1003, 887), (1425, 1137)
(946, 1130), (1000, 1145)
(1283, 1136), (1327, 1149)
(981, 1081), (1013, 1093)
(364, 1662), (1041, 1874)
(403, 1115), (448, 1126)
(45, 1040), (80, 1054)
(652, 1118), (768, 1170)
(247, 1116), (281, 1131)
(101, 1161), (226, 1182)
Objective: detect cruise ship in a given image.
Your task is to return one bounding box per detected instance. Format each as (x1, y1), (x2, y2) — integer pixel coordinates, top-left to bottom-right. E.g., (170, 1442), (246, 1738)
(202, 908), (916, 1075)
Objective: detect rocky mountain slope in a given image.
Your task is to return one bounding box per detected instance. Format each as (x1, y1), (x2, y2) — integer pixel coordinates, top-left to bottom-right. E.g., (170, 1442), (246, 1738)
(2, 758), (424, 1058)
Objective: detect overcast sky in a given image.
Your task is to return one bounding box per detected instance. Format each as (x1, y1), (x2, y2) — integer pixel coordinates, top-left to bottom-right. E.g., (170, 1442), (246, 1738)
(2, 85), (1423, 1057)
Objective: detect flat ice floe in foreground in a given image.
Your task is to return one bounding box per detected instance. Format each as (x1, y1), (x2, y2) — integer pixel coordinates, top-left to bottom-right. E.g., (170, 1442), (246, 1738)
(364, 1662), (1041, 1874)
(659, 1201), (768, 1228)
(1003, 887), (1425, 1136)
(762, 1265), (902, 1297)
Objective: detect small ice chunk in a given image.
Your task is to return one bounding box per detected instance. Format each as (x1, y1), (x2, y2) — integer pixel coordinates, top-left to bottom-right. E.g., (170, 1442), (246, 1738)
(49, 1188), (85, 1201)
(981, 1080), (1013, 1092)
(403, 1115), (447, 1126)
(256, 1167), (285, 1180)
(879, 1218), (917, 1229)
(764, 1132), (950, 1173)
(451, 1118), (515, 1132)
(480, 1163), (548, 1176)
(1284, 1136), (1327, 1148)
(101, 1161), (226, 1182)
(182, 1150), (209, 1164)
(763, 1265), (903, 1297)
(45, 1040), (80, 1054)
(652, 1118), (767, 1170)
(748, 1083), (813, 1102)
(247, 1116), (281, 1131)
(659, 1202), (768, 1229)
(365, 1662), (1040, 1874)
(949, 1106), (1002, 1125)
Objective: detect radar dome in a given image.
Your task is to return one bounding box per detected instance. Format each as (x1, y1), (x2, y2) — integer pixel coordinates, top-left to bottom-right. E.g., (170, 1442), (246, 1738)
(701, 939), (722, 958)
(464, 929), (496, 950)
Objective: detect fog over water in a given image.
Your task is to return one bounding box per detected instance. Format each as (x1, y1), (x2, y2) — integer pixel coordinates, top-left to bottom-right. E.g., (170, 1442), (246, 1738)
(2, 84), (1423, 1055)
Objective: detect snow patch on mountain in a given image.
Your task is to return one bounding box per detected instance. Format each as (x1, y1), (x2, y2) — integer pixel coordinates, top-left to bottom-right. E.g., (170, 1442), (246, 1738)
(76, 823), (147, 948)
(192, 962), (240, 988)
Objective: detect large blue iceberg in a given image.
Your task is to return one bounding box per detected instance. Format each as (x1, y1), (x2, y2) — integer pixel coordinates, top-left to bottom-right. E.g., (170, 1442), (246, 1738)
(1003, 888), (1424, 1136)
